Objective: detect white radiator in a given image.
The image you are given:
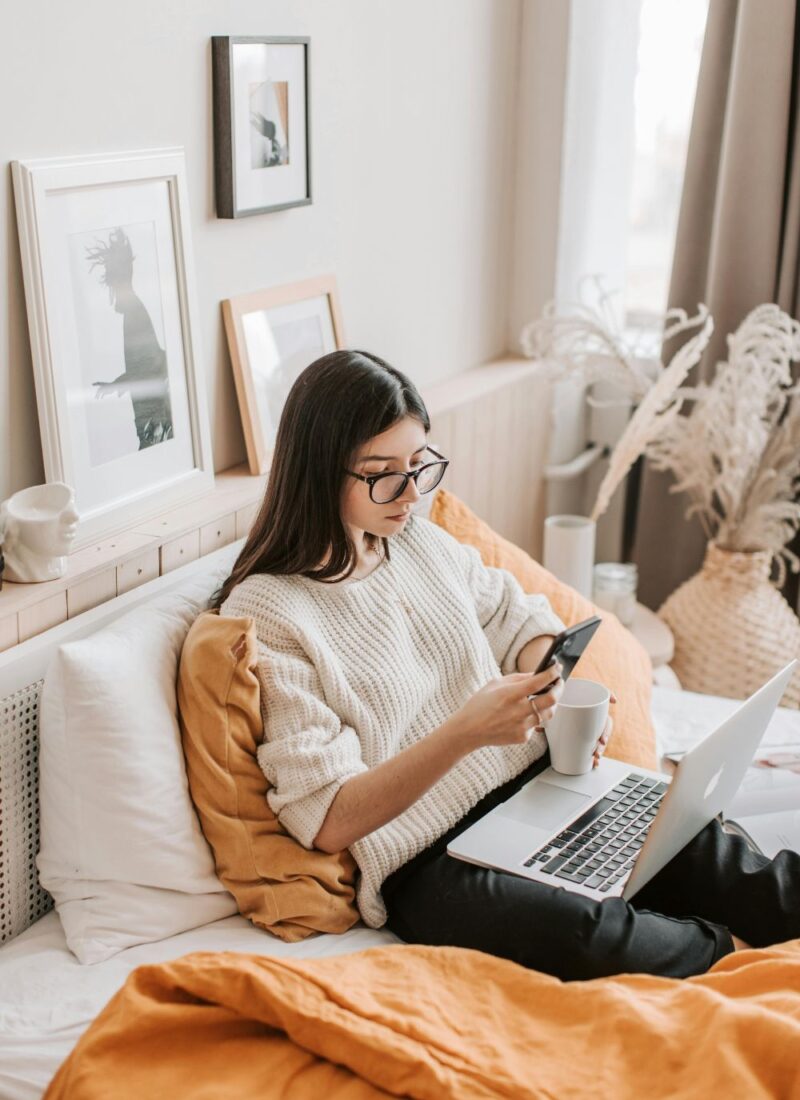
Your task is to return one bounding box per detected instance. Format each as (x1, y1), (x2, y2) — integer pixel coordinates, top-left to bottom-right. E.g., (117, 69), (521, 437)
(422, 357), (553, 561)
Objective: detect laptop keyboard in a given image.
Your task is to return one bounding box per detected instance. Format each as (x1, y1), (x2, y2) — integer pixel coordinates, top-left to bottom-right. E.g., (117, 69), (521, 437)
(522, 773), (669, 893)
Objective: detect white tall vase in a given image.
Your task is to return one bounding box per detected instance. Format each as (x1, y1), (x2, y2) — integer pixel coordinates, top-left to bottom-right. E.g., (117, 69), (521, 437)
(543, 514), (596, 599)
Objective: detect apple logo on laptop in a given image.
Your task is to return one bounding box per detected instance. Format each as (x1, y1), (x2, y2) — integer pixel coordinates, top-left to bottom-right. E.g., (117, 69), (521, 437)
(704, 767), (724, 801)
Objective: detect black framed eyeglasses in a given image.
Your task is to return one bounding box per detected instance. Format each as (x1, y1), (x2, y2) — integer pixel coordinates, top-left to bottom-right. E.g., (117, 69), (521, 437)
(345, 446), (449, 504)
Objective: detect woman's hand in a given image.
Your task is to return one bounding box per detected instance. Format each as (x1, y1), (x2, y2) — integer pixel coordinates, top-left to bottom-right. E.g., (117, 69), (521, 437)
(592, 690), (617, 768)
(453, 665), (564, 751)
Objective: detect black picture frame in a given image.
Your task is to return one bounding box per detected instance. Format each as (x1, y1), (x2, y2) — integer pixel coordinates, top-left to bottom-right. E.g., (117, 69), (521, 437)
(212, 35), (312, 219)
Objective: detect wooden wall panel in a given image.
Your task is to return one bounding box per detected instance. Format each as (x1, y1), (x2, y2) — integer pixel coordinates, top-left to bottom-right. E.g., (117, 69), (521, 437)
(0, 615), (18, 653)
(67, 569), (117, 618)
(161, 531), (201, 574)
(117, 550), (160, 596)
(495, 383), (519, 549)
(449, 399), (478, 510)
(425, 362), (552, 561)
(18, 594), (67, 643)
(200, 513), (237, 556)
(428, 409), (454, 471)
(235, 503), (259, 539)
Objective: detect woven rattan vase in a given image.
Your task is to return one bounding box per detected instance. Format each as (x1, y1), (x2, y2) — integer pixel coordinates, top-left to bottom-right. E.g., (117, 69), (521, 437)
(658, 542), (800, 707)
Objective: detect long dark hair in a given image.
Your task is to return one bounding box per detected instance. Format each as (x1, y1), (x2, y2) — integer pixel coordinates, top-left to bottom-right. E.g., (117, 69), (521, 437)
(213, 349), (430, 606)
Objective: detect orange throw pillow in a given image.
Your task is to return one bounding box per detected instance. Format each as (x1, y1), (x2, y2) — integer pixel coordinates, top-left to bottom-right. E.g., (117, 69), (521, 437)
(430, 490), (658, 770)
(177, 612), (360, 941)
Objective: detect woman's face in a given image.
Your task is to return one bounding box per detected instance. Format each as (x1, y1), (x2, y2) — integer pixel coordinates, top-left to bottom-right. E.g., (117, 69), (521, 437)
(342, 416), (428, 540)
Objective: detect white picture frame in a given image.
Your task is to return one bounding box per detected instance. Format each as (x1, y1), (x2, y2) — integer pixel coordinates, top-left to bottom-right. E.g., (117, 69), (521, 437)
(12, 148), (214, 549)
(212, 36), (311, 218)
(222, 275), (345, 475)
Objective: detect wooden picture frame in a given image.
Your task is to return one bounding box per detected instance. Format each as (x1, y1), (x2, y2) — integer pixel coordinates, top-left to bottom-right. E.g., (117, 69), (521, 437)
(11, 148), (215, 549)
(222, 275), (345, 474)
(212, 35), (312, 218)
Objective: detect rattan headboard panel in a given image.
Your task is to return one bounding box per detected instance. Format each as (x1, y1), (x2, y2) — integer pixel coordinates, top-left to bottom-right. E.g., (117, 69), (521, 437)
(0, 679), (53, 945)
(0, 540), (243, 948)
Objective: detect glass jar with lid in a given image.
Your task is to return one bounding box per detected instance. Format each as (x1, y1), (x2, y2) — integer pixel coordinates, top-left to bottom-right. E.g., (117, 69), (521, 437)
(592, 562), (638, 627)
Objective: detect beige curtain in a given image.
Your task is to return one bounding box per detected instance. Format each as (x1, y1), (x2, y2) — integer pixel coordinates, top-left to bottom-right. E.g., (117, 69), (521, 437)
(632, 0), (800, 610)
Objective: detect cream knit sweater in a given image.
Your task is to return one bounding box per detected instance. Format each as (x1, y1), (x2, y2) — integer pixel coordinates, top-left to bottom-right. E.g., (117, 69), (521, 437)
(222, 515), (565, 927)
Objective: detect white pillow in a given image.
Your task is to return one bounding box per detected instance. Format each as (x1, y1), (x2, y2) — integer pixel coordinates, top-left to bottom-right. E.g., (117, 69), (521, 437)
(38, 575), (238, 964)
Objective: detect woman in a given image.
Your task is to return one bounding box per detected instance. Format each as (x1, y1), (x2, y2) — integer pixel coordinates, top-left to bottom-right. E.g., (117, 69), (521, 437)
(217, 349), (798, 981)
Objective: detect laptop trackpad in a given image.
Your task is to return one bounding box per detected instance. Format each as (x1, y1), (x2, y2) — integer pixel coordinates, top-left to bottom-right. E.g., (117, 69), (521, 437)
(498, 780), (592, 831)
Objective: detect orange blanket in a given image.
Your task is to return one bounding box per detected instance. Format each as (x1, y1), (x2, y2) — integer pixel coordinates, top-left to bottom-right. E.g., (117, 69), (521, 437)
(46, 943), (800, 1099)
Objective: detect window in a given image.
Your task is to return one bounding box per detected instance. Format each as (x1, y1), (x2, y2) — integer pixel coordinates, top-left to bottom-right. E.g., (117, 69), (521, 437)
(623, 0), (709, 325)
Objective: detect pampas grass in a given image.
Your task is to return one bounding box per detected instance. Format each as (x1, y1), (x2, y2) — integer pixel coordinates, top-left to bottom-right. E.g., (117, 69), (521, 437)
(522, 292), (800, 580)
(520, 278), (657, 400)
(520, 283), (714, 522)
(589, 305), (713, 521)
(646, 304), (800, 583)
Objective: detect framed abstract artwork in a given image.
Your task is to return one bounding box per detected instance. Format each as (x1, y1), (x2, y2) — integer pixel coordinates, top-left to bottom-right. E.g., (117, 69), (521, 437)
(222, 275), (345, 474)
(212, 35), (311, 218)
(11, 148), (214, 548)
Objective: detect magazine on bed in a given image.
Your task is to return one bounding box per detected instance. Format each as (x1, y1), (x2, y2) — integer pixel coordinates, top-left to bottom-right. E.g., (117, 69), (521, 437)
(723, 809), (800, 858)
(653, 687), (800, 858)
(722, 751), (800, 857)
(666, 752), (800, 857)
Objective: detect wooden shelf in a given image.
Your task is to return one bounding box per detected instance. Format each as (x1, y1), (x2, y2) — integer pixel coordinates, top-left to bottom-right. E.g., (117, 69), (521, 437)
(0, 465), (266, 651)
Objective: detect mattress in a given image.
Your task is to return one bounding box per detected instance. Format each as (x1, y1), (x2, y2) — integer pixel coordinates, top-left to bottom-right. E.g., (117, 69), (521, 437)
(0, 911), (399, 1100)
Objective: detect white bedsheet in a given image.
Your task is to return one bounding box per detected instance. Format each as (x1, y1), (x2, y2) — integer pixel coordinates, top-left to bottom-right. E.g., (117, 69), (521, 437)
(0, 911), (398, 1100)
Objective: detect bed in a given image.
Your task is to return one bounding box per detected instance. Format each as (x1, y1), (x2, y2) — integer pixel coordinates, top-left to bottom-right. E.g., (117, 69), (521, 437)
(1, 540), (798, 1100)
(0, 543), (402, 1100)
(0, 913), (398, 1100)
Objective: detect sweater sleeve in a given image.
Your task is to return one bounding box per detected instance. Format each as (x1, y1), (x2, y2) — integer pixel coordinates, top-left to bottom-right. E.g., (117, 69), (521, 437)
(251, 623), (368, 849)
(453, 540), (566, 674)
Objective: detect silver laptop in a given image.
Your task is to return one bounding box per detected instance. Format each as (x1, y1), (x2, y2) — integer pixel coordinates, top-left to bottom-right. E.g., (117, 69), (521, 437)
(447, 661), (797, 901)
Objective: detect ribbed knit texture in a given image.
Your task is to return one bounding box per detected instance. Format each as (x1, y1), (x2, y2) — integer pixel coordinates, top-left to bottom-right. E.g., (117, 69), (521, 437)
(221, 515), (565, 927)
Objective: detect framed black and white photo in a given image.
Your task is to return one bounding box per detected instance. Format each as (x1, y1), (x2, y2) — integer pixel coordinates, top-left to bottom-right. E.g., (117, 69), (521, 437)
(222, 275), (344, 474)
(212, 36), (311, 218)
(12, 148), (214, 548)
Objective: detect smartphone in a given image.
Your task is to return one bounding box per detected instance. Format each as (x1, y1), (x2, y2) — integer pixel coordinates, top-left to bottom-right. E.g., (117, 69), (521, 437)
(532, 615), (602, 688)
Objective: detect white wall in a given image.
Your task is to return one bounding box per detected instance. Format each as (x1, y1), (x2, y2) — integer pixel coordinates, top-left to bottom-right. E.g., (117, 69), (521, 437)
(0, 0), (523, 499)
(508, 0), (571, 349)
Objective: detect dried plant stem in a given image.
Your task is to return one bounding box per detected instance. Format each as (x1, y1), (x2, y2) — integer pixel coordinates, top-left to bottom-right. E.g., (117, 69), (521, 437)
(645, 304), (800, 576)
(522, 291), (800, 580)
(590, 306), (713, 522)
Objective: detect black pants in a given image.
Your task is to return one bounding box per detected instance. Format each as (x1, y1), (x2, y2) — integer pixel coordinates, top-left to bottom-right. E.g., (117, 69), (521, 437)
(382, 755), (800, 981)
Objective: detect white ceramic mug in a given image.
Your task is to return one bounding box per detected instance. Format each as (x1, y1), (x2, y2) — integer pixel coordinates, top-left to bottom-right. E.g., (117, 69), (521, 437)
(544, 678), (610, 775)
